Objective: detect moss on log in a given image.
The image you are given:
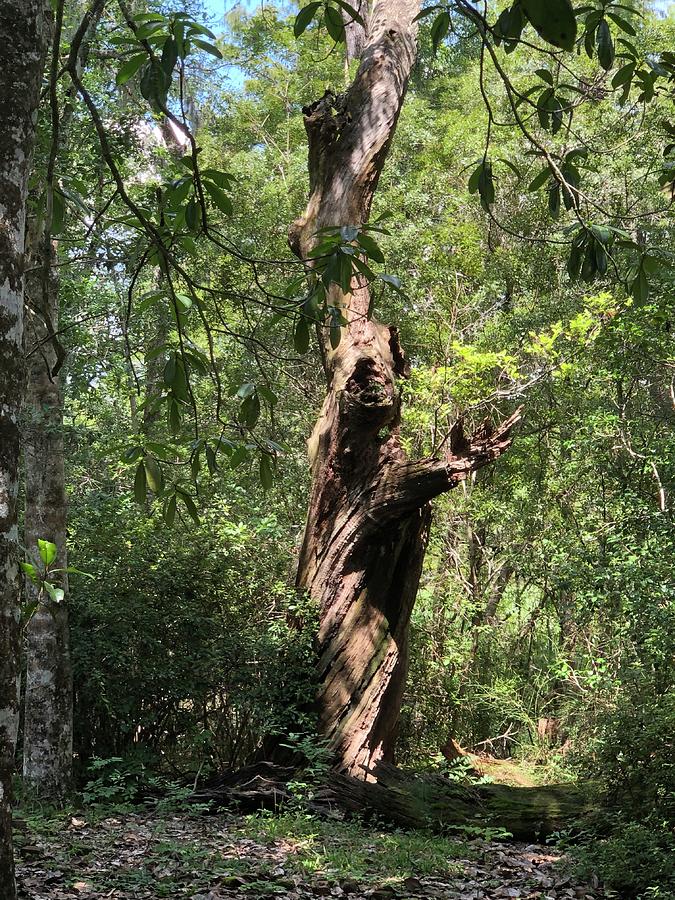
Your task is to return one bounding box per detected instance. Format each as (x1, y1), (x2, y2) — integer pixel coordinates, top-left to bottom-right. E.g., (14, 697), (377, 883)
(325, 766), (595, 841)
(191, 761), (596, 842)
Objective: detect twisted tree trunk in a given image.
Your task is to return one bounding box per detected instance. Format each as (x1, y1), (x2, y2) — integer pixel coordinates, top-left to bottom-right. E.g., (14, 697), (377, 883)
(22, 238), (73, 798)
(0, 0), (50, 892)
(292, 0), (520, 778)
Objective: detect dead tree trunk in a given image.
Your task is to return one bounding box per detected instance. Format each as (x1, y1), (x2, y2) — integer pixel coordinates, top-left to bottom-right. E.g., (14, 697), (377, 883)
(0, 0), (50, 892)
(291, 0), (520, 778)
(22, 238), (73, 798)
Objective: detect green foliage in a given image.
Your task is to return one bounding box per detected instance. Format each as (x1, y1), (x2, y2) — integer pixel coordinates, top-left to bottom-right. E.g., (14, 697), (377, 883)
(573, 818), (675, 899)
(25, 12), (675, 899)
(68, 486), (318, 772)
(576, 689), (675, 818)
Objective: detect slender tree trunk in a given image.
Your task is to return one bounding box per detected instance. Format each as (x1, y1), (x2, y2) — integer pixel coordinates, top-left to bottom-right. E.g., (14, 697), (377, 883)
(21, 1), (102, 800)
(22, 238), (73, 798)
(291, 0), (519, 778)
(0, 0), (50, 892)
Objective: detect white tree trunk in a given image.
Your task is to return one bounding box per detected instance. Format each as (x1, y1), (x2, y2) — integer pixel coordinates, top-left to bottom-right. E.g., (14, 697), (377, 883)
(0, 0), (50, 893)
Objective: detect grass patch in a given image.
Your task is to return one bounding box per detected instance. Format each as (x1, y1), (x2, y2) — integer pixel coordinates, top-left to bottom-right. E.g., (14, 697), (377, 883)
(236, 811), (468, 884)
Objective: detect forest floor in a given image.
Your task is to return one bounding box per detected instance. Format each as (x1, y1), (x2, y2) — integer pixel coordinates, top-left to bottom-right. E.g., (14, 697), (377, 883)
(14, 805), (612, 900)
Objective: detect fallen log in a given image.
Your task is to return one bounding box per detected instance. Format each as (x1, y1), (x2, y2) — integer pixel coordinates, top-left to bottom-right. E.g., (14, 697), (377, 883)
(188, 761), (596, 841)
(190, 761), (295, 812)
(323, 765), (596, 841)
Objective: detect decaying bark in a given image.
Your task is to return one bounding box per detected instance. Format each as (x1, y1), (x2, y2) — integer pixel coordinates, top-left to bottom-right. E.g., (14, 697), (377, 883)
(0, 0), (50, 892)
(22, 237), (73, 798)
(292, 0), (521, 777)
(189, 761), (596, 843)
(326, 765), (596, 841)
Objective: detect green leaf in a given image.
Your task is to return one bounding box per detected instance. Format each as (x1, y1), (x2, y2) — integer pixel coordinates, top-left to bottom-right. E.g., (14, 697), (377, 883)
(430, 10), (450, 53)
(294, 317), (311, 354)
(496, 157), (522, 179)
(468, 162), (483, 194)
(191, 448), (201, 479)
(205, 444), (218, 474)
(528, 166), (550, 191)
(258, 385), (278, 406)
(139, 60), (171, 112)
(594, 240), (608, 275)
(550, 97), (564, 134)
(168, 397), (182, 434)
(413, 6), (443, 23)
(607, 12), (635, 36)
(537, 87), (554, 130)
(44, 583), (65, 604)
(535, 68), (554, 85)
(240, 392), (261, 428)
(164, 494), (177, 526)
(203, 180), (233, 215)
(37, 539), (57, 567)
(334, 0), (364, 26)
(236, 381), (256, 399)
(134, 462), (147, 504)
(164, 353), (177, 387)
(294, 1), (321, 37)
(61, 567), (94, 579)
(478, 160), (495, 209)
(581, 244), (597, 282)
(177, 490), (200, 523)
(380, 273), (402, 291)
(230, 445), (249, 469)
(185, 198), (200, 231)
(597, 19), (615, 70)
(121, 445), (144, 463)
(161, 36), (178, 76)
(642, 255), (660, 275)
(612, 61), (635, 88)
(192, 38), (223, 59)
(144, 455), (163, 493)
(116, 52), (147, 86)
(520, 0), (577, 51)
(548, 183), (560, 219)
(499, 3), (524, 49)
(357, 232), (385, 263)
(260, 454), (274, 491)
(185, 21), (216, 38)
(21, 562), (38, 583)
(567, 243), (583, 281)
(632, 267), (649, 304)
(324, 5), (346, 43)
(590, 224), (611, 244)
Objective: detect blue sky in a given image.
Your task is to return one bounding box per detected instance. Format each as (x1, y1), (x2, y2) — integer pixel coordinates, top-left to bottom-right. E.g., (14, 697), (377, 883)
(201, 0), (674, 24)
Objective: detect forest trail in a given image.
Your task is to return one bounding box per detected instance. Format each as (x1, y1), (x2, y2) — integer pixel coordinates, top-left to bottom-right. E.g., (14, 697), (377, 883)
(15, 808), (607, 900)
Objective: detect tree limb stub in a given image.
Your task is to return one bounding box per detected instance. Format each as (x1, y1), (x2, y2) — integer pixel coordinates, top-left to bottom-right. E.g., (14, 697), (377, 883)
(369, 408), (524, 520)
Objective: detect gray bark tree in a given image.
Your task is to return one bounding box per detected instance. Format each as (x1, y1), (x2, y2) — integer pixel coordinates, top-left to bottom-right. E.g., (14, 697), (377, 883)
(21, 1), (102, 798)
(0, 0), (50, 892)
(291, 0), (519, 778)
(22, 238), (73, 798)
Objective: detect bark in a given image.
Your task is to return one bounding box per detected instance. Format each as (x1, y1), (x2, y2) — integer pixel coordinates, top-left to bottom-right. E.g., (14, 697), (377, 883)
(0, 0), (50, 893)
(22, 237), (73, 798)
(21, 0), (102, 800)
(189, 762), (597, 843)
(292, 0), (520, 778)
